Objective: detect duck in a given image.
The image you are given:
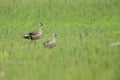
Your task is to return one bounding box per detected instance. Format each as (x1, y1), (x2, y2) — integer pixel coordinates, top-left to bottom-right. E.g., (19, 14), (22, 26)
(43, 33), (57, 48)
(23, 22), (43, 40)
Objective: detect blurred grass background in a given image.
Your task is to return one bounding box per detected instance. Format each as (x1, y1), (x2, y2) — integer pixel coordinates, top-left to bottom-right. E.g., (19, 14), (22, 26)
(0, 0), (120, 80)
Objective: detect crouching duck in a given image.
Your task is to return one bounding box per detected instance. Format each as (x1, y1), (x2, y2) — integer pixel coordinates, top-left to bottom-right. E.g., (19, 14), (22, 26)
(43, 33), (57, 48)
(23, 22), (43, 40)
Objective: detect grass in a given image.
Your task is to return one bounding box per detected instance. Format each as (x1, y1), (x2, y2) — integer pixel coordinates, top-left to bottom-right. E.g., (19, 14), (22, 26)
(0, 0), (120, 80)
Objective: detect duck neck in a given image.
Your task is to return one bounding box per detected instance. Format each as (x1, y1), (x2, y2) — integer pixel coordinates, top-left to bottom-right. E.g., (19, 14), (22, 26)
(39, 27), (42, 32)
(52, 37), (56, 41)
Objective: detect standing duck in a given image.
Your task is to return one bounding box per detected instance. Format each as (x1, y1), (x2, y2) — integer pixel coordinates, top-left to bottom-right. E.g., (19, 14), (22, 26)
(23, 22), (43, 40)
(43, 33), (57, 48)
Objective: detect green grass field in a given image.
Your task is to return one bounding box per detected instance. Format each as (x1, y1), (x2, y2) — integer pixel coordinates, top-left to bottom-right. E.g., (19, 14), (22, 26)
(0, 0), (120, 80)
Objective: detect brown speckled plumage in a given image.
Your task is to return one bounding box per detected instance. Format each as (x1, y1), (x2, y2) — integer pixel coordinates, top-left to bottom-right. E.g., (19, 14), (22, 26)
(23, 23), (43, 40)
(43, 33), (57, 48)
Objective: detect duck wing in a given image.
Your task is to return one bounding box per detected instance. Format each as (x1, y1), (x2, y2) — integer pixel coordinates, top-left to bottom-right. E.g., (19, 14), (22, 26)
(47, 40), (51, 43)
(43, 40), (51, 45)
(29, 32), (39, 35)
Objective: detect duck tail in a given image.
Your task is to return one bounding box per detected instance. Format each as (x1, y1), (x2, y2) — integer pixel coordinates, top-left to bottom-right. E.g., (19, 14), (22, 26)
(23, 34), (30, 39)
